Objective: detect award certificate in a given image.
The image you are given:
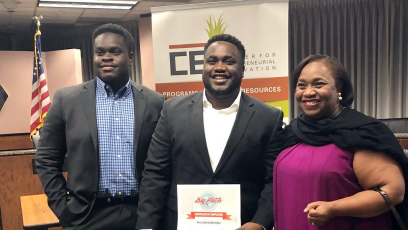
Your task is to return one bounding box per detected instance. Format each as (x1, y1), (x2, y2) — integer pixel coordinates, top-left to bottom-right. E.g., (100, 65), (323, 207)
(177, 184), (241, 230)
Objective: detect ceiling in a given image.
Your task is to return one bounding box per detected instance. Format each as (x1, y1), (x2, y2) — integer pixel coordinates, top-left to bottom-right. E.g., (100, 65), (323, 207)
(0, 0), (219, 32)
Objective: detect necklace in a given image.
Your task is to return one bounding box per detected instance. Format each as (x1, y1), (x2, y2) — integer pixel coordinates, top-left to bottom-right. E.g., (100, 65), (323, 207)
(333, 106), (345, 118)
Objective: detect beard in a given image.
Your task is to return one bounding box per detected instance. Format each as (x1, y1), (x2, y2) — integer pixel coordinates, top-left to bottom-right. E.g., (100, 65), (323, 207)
(203, 80), (241, 99)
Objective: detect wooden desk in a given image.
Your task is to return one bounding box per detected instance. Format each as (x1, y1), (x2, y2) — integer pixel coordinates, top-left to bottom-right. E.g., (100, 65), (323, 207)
(20, 194), (60, 230)
(396, 133), (408, 149)
(0, 150), (63, 230)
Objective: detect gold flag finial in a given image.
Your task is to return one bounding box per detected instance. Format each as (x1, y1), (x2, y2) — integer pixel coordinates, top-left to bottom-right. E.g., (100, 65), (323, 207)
(32, 15), (43, 31)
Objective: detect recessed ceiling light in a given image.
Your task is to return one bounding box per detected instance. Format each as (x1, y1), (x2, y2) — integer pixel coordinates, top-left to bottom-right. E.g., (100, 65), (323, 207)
(1, 0), (20, 10)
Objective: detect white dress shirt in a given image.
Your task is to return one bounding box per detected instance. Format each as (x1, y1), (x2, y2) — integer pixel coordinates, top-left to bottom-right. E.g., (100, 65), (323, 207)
(203, 89), (241, 172)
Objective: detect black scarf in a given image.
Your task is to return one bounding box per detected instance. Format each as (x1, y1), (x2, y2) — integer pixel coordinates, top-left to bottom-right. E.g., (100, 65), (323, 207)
(284, 107), (408, 229)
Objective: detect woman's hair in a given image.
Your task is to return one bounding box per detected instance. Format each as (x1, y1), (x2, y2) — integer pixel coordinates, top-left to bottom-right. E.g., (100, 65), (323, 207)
(291, 54), (354, 107)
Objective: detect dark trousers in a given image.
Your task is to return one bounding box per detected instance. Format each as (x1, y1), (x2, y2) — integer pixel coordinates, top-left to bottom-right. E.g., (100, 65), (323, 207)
(160, 207), (177, 230)
(63, 197), (138, 230)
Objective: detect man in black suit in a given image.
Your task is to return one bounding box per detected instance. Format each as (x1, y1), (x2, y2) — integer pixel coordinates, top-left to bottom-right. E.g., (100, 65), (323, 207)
(136, 34), (284, 230)
(35, 23), (164, 230)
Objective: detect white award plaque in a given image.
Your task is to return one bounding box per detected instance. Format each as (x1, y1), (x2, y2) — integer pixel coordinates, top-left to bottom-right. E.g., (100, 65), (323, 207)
(177, 184), (241, 230)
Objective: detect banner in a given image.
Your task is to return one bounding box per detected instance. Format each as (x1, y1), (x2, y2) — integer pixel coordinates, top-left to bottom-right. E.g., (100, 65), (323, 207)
(152, 0), (289, 123)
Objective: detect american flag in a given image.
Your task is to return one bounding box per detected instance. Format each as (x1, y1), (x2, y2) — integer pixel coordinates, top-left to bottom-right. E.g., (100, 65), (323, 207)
(30, 29), (51, 138)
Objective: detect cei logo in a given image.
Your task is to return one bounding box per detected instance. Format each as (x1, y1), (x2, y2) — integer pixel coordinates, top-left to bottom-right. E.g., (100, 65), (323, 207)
(169, 15), (228, 76)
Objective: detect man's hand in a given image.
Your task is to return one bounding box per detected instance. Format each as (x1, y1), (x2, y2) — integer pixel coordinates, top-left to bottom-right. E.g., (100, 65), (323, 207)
(304, 201), (336, 226)
(236, 222), (263, 230)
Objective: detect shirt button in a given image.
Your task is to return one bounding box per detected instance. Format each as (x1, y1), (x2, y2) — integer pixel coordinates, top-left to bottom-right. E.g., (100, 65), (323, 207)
(115, 118), (119, 121)
(117, 155), (121, 158)
(212, 178), (217, 182)
(105, 95), (107, 98)
(114, 101), (117, 104)
(119, 174), (122, 177)
(123, 97), (126, 99)
(118, 192), (122, 195)
(116, 136), (120, 139)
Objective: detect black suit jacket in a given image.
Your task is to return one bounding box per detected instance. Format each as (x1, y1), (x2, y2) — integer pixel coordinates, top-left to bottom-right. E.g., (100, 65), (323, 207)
(136, 92), (284, 230)
(35, 79), (165, 226)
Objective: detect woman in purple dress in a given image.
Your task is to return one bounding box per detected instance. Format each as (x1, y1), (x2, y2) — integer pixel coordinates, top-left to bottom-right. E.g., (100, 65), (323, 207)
(274, 54), (408, 230)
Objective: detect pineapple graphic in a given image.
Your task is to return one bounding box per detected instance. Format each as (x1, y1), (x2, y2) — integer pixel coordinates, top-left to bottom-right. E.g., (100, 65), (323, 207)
(205, 14), (228, 38)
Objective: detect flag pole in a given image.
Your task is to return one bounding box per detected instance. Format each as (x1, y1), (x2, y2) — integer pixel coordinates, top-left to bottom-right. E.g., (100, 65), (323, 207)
(33, 15), (43, 124)
(31, 15), (43, 138)
(30, 15), (50, 139)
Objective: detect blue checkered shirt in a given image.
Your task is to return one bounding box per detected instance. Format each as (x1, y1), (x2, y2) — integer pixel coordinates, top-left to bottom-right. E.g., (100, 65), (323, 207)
(95, 77), (138, 197)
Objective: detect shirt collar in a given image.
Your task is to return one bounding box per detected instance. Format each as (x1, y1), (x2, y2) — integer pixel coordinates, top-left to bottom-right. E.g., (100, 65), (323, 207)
(203, 89), (242, 111)
(96, 77), (132, 98)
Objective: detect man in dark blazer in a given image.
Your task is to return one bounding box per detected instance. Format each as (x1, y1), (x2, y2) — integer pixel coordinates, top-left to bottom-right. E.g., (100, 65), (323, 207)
(136, 34), (284, 230)
(35, 23), (164, 230)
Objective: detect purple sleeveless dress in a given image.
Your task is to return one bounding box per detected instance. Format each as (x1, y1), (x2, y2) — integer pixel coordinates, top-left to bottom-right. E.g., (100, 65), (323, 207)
(273, 143), (392, 230)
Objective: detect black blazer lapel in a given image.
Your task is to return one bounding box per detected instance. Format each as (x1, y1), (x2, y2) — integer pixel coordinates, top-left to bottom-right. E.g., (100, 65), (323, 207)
(80, 79), (98, 152)
(214, 93), (255, 174)
(131, 82), (146, 157)
(189, 92), (213, 174)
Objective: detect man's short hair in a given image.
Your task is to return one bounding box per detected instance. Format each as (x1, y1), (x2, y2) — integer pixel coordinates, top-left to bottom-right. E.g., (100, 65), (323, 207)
(204, 34), (246, 61)
(92, 23), (134, 53)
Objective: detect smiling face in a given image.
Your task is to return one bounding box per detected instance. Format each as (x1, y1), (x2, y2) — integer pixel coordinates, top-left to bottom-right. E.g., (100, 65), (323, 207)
(202, 41), (244, 100)
(295, 61), (342, 120)
(93, 32), (133, 90)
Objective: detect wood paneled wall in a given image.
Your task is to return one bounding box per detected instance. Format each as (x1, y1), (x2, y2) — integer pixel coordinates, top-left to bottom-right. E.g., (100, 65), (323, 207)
(0, 153), (62, 230)
(0, 154), (44, 230)
(0, 134), (32, 151)
(399, 139), (408, 149)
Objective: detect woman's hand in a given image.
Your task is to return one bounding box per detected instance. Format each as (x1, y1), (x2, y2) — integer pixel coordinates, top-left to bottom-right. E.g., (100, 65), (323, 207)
(304, 201), (336, 226)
